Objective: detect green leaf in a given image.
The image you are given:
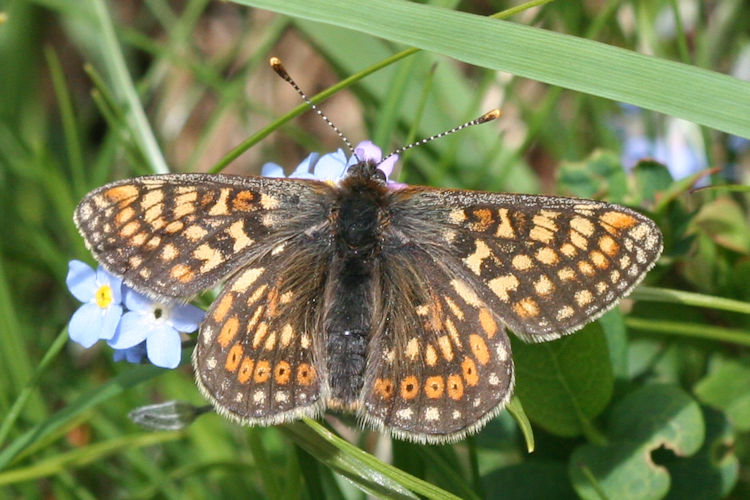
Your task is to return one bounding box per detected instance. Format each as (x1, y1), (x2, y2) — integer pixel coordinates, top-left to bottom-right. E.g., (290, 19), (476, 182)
(483, 461), (577, 500)
(232, 0), (750, 138)
(512, 322), (614, 437)
(664, 406), (739, 500)
(557, 150), (628, 202)
(694, 357), (750, 432)
(692, 197), (750, 255)
(632, 160), (674, 205)
(570, 384), (705, 500)
(280, 420), (461, 499)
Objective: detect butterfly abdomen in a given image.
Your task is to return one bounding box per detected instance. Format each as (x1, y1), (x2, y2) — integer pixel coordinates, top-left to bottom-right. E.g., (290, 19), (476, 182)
(325, 171), (387, 407)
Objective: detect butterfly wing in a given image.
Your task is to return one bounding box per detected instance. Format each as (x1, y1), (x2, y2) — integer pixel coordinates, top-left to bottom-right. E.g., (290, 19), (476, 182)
(360, 245), (514, 443)
(387, 187), (663, 342)
(194, 242), (331, 425)
(74, 173), (332, 299)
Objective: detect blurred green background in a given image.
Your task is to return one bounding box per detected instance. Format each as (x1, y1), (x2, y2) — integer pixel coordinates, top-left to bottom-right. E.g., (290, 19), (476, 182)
(1, 0), (750, 498)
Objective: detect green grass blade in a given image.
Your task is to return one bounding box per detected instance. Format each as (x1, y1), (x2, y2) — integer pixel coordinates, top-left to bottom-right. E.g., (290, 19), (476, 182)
(234, 0), (750, 138)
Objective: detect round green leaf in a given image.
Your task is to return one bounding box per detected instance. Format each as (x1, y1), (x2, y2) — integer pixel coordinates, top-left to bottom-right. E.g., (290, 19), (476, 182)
(512, 322), (614, 437)
(570, 384), (705, 500)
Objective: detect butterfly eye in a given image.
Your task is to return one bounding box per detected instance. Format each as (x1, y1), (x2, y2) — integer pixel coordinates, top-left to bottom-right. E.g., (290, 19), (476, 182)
(373, 168), (387, 183)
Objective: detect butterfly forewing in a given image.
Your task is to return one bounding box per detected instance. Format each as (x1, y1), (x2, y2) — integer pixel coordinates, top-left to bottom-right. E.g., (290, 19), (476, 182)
(389, 188), (662, 342)
(74, 174), (332, 299)
(361, 247), (514, 443)
(194, 244), (331, 425)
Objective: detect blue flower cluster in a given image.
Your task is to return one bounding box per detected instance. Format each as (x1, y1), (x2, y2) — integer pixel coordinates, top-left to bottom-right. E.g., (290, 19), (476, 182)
(67, 141), (403, 368)
(66, 260), (204, 369)
(262, 140), (404, 188)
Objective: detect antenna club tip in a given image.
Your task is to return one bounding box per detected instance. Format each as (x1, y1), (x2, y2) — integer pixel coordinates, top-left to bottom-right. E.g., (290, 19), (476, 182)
(269, 57), (290, 78)
(478, 108), (502, 123)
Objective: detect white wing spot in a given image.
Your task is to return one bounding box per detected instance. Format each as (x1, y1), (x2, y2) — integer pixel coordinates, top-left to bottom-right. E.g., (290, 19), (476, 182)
(425, 407), (440, 421)
(396, 408), (413, 421)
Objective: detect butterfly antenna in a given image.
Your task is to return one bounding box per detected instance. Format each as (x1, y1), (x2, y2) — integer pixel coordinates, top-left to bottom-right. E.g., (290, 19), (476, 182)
(270, 57), (358, 159)
(381, 109), (502, 164)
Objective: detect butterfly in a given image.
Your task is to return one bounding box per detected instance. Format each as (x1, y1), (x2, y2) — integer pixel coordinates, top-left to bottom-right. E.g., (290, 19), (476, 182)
(73, 138), (662, 443)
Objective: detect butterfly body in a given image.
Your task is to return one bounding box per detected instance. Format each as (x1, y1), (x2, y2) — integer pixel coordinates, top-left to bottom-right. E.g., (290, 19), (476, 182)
(75, 161), (662, 443)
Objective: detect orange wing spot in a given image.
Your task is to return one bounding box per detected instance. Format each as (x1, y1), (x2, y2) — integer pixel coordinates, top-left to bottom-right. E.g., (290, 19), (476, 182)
(164, 220), (184, 234)
(131, 232), (148, 246)
(193, 244), (224, 273)
(462, 357), (479, 386)
(424, 376), (445, 399)
(253, 360), (271, 383)
(590, 250), (609, 269)
(374, 378), (395, 400)
(161, 243), (179, 262)
(514, 297), (540, 319)
(469, 334), (490, 365)
(561, 242), (578, 257)
(263, 332), (277, 351)
(246, 306), (265, 333)
(172, 201), (196, 219)
(225, 343), (243, 372)
(150, 216), (167, 231)
(578, 260), (596, 276)
(184, 224), (208, 242)
(251, 321), (269, 349)
(488, 274), (520, 302)
(495, 208), (516, 238)
(145, 235), (161, 250)
(400, 376), (420, 400)
(266, 287), (281, 317)
(115, 206), (135, 225)
(199, 191), (216, 207)
(232, 190), (256, 211)
(599, 235), (619, 256)
(237, 357), (254, 383)
(557, 306), (575, 321)
(534, 275), (555, 296)
(558, 267), (576, 281)
(575, 289), (594, 307)
(217, 316), (240, 348)
(512, 254), (534, 271)
(600, 211), (637, 230)
(447, 374), (465, 400)
(535, 247), (559, 265)
(274, 361), (291, 385)
(170, 263), (194, 283)
(470, 208), (494, 232)
(570, 230), (589, 250)
(280, 324), (294, 347)
(438, 335), (454, 361)
(425, 344), (438, 366)
(208, 188), (230, 216)
(120, 220), (140, 238)
(296, 363), (316, 386)
(478, 308), (498, 338)
(104, 185), (138, 203)
(570, 216), (595, 237)
(405, 337), (419, 361)
(530, 225), (555, 244)
(212, 293), (234, 323)
(247, 284), (268, 306)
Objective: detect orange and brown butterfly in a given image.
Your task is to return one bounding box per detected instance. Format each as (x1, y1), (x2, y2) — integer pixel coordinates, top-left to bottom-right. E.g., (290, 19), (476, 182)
(73, 132), (662, 443)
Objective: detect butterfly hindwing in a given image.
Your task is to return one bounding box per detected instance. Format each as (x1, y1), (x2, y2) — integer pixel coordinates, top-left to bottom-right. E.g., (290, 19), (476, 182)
(74, 173), (333, 299)
(360, 245), (514, 443)
(389, 187), (662, 341)
(194, 242), (332, 425)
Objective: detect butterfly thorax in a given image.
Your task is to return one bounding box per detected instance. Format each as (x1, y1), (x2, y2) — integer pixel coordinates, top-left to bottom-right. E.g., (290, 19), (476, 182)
(325, 162), (389, 408)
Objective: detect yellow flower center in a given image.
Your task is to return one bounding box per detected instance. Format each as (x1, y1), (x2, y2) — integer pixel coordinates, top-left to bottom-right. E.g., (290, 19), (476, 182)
(95, 285), (113, 308)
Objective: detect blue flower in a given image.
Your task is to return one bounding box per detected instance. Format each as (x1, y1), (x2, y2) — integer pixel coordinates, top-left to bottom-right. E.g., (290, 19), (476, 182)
(261, 140), (404, 188)
(107, 288), (204, 369)
(66, 260), (124, 348)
